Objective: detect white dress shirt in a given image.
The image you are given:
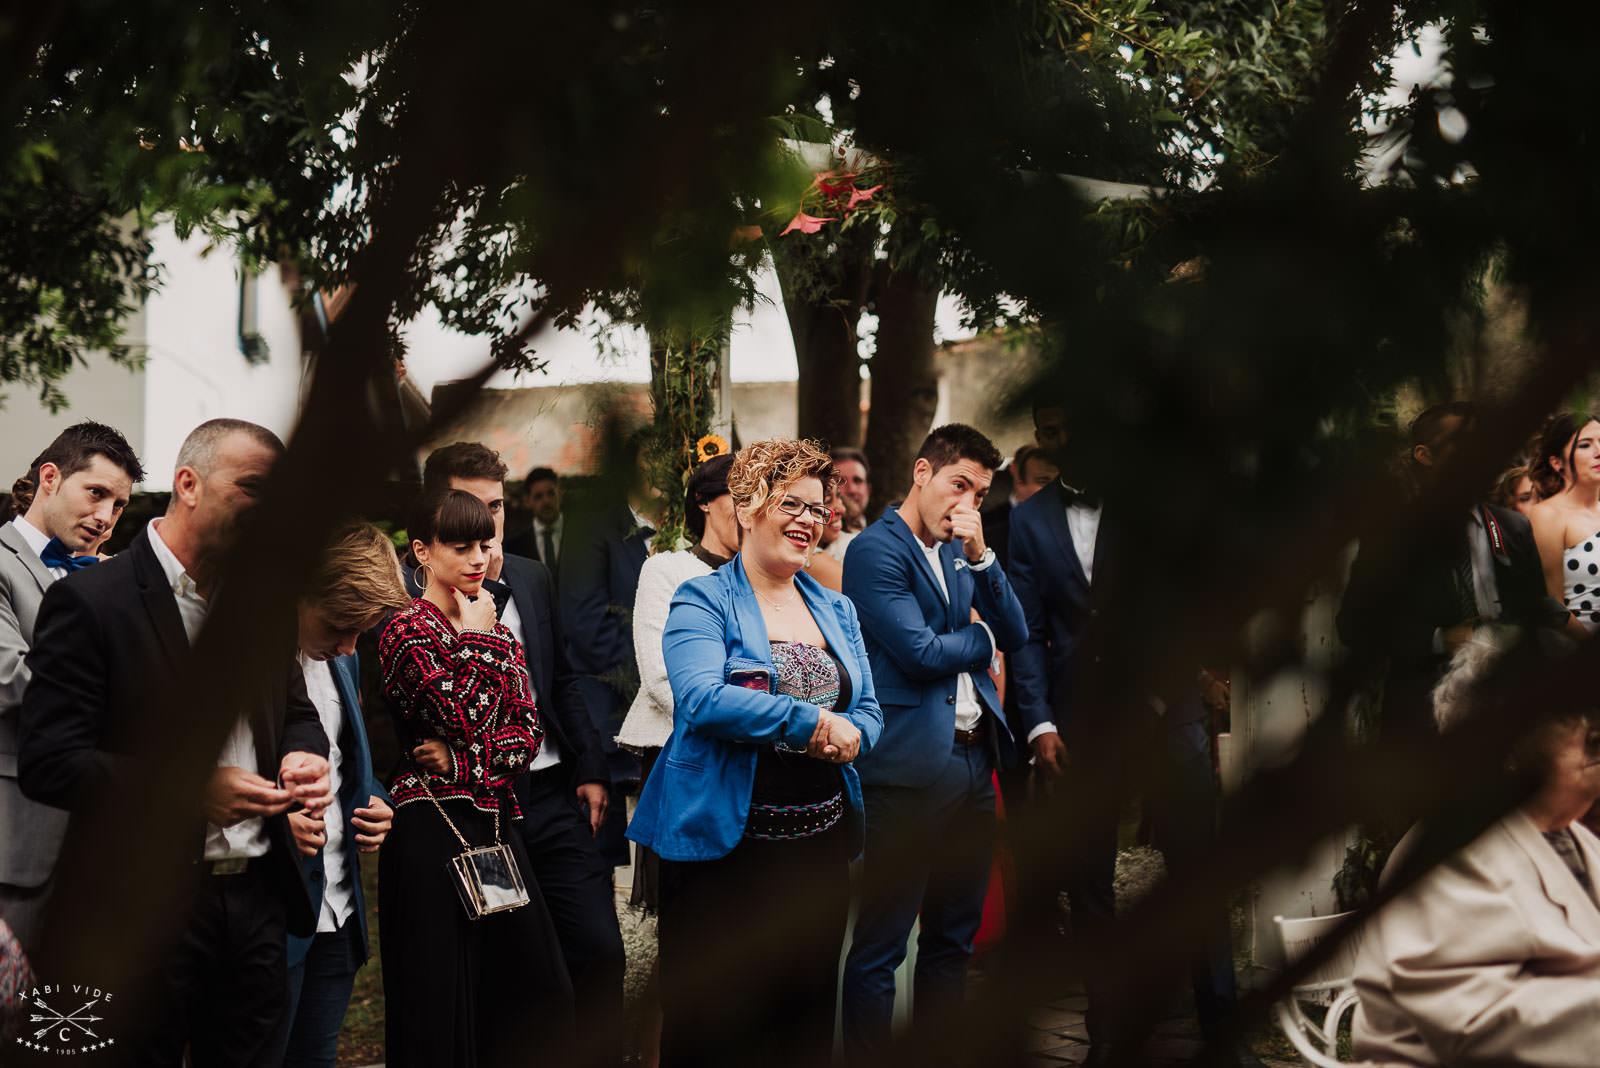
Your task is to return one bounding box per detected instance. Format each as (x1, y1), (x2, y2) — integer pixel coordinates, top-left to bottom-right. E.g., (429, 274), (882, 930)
(299, 654), (355, 931)
(1064, 486), (1103, 584)
(1028, 487), (1104, 745)
(498, 596), (560, 772)
(11, 516), (66, 580)
(149, 518), (271, 861)
(917, 540), (994, 733)
(531, 514), (564, 566)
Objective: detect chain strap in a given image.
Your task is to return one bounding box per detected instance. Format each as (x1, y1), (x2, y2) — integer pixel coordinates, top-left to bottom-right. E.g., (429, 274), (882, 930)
(410, 757), (500, 849)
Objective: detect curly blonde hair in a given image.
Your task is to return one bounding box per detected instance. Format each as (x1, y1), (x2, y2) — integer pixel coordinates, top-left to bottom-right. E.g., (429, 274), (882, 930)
(728, 438), (837, 522)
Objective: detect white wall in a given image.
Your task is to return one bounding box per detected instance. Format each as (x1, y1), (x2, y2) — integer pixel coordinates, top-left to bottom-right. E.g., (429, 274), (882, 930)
(138, 229), (305, 489)
(0, 226), (307, 493)
(1234, 574), (1358, 969)
(0, 347), (148, 492)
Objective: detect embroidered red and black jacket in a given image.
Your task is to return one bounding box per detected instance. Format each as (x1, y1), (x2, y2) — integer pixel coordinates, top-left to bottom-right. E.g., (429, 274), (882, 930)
(378, 597), (542, 818)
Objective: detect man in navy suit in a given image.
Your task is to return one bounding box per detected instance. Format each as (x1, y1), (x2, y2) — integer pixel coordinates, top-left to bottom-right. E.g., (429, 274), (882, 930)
(557, 476), (654, 869)
(422, 443), (625, 1068)
(840, 424), (1028, 1059)
(1008, 403), (1254, 1067)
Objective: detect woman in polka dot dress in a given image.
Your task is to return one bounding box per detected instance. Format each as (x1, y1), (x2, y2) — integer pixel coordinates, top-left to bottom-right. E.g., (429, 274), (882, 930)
(1529, 412), (1600, 636)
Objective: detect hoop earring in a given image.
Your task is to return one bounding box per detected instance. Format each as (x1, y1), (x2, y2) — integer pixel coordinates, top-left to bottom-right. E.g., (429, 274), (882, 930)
(413, 562), (434, 593)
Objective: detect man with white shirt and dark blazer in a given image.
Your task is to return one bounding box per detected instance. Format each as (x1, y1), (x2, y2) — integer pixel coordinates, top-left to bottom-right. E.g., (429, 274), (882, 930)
(1008, 402), (1255, 1067)
(840, 424), (1028, 1059)
(505, 465), (564, 569)
(0, 421), (143, 954)
(419, 443), (624, 1068)
(20, 418), (333, 1067)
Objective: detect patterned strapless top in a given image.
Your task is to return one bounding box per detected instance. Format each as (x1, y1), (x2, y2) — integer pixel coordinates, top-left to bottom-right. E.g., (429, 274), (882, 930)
(1563, 532), (1600, 632)
(742, 641), (849, 841)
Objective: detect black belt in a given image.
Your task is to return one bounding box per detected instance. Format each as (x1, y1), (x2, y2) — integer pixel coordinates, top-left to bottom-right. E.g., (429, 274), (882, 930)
(526, 763), (571, 790)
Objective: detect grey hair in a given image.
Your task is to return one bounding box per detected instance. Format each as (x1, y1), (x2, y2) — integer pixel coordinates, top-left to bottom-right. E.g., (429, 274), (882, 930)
(1432, 626), (1518, 732)
(173, 418), (284, 480)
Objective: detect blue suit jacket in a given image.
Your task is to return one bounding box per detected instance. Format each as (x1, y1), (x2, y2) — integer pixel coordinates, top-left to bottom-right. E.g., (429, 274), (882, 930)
(286, 654), (387, 968)
(626, 560), (883, 862)
(558, 505), (650, 779)
(842, 509), (1028, 788)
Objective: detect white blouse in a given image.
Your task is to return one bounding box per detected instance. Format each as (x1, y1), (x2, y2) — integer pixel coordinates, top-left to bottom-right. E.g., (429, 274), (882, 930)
(617, 549), (715, 752)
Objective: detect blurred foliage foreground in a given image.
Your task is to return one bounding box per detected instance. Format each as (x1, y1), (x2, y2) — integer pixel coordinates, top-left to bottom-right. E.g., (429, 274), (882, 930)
(9, 0), (1600, 1064)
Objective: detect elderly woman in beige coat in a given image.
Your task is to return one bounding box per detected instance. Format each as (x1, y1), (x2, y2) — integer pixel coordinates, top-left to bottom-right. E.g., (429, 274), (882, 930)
(1353, 632), (1600, 1067)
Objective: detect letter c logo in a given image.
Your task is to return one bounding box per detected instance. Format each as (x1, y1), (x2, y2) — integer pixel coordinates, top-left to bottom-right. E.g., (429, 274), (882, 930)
(59, 1027), (71, 1042)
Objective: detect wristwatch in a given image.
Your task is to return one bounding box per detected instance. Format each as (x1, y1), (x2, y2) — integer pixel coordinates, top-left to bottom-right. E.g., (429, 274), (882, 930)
(970, 547), (996, 570)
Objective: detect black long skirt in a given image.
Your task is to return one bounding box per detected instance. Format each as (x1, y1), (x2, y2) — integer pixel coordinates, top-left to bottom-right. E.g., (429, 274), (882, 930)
(379, 798), (574, 1068)
(657, 824), (851, 1068)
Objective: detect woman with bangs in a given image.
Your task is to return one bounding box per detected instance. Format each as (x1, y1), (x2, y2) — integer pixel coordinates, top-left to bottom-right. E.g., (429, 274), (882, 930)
(627, 438), (884, 1068)
(378, 487), (573, 1067)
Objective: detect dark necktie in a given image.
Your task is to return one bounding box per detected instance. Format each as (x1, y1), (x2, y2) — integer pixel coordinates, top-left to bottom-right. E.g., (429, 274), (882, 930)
(1544, 829), (1597, 904)
(541, 527), (556, 568)
(1062, 486), (1100, 508)
(39, 537), (96, 572)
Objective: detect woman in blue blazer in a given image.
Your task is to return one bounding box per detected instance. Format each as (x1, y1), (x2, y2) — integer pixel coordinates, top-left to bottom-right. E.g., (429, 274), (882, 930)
(628, 438), (883, 1068)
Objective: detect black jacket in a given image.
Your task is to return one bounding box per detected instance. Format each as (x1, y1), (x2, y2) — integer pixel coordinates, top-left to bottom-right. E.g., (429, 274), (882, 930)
(19, 524), (328, 936)
(1337, 501), (1548, 737)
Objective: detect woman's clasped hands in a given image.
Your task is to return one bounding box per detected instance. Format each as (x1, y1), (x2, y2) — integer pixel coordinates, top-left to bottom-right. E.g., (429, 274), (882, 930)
(806, 710), (861, 764)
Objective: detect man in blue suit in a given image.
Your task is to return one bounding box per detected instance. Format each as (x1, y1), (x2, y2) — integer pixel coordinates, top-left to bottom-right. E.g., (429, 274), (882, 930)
(841, 424), (1028, 1058)
(1008, 402), (1255, 1067)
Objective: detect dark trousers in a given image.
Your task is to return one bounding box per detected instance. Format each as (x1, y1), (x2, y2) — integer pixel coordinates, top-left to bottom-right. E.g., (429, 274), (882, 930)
(130, 859), (291, 1068)
(281, 916), (365, 1068)
(657, 825), (851, 1068)
(516, 766), (627, 1068)
(380, 799), (574, 1068)
(1053, 719), (1237, 1045)
(842, 742), (997, 1060)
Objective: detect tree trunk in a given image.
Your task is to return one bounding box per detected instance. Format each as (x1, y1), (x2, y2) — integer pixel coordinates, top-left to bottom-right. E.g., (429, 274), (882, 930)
(774, 231), (874, 448)
(863, 270), (939, 518)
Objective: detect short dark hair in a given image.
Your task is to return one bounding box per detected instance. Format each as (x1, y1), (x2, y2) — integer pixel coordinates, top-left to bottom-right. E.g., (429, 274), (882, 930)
(830, 447), (869, 476)
(1410, 401), (1477, 453)
(523, 466), (558, 488)
(915, 424), (1001, 476)
(409, 487), (495, 547)
(27, 420), (145, 487)
(684, 454), (734, 540)
(423, 442), (508, 494)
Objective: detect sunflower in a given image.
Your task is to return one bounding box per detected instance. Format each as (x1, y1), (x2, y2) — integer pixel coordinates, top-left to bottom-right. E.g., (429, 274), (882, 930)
(696, 433), (729, 463)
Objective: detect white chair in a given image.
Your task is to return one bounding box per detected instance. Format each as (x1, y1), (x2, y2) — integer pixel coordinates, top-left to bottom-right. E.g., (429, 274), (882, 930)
(1271, 912), (1374, 1067)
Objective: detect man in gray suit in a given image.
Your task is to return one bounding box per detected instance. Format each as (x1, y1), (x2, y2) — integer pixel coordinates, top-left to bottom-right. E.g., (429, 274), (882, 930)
(0, 421), (143, 950)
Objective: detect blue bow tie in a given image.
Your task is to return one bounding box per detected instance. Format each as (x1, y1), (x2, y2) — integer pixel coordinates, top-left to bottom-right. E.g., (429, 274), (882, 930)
(39, 537), (97, 572)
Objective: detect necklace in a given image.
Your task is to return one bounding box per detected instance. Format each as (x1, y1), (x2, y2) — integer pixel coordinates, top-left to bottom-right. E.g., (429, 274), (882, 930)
(756, 585), (799, 612)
